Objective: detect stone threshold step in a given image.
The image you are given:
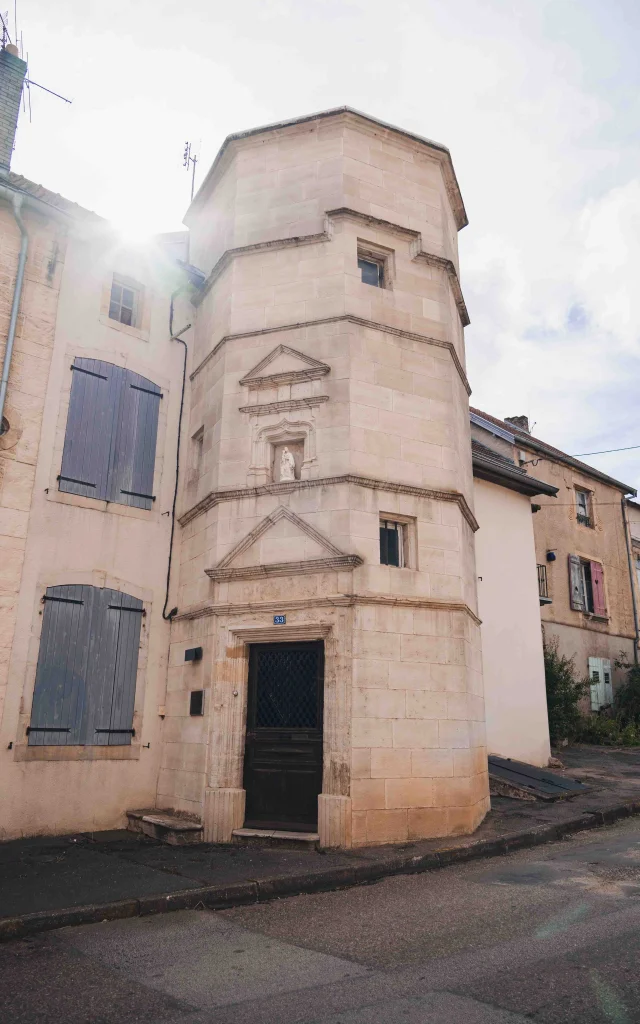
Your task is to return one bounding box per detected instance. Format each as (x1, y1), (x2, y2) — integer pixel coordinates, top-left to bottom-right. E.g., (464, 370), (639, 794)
(127, 809), (203, 846)
(232, 827), (320, 849)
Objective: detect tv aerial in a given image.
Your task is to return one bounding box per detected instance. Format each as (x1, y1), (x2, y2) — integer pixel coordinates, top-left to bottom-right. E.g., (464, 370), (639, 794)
(183, 141), (198, 201)
(0, 8), (72, 122)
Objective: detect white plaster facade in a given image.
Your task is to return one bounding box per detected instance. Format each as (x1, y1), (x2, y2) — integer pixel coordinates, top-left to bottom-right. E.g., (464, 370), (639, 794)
(0, 202), (188, 838)
(474, 477), (551, 766)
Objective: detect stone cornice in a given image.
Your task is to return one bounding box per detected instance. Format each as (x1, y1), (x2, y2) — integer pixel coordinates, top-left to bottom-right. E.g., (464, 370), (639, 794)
(326, 207), (470, 327)
(193, 209), (469, 327)
(239, 344), (331, 389)
(205, 503), (363, 582)
(174, 593), (481, 625)
(179, 473), (479, 532)
(190, 314), (471, 396)
(239, 396), (329, 416)
(206, 554), (363, 582)
(196, 231), (330, 305)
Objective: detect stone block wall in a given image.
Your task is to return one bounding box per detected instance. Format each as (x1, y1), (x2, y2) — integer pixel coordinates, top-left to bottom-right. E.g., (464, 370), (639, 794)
(165, 109), (489, 846)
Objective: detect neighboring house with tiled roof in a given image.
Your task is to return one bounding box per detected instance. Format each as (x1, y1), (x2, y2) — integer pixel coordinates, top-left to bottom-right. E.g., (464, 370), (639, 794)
(472, 408), (639, 712)
(469, 413), (558, 766)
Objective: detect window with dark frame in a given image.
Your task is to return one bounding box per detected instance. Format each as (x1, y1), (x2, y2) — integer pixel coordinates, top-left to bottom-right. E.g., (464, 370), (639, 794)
(190, 690), (204, 716)
(109, 278), (139, 327)
(358, 256), (384, 288)
(575, 488), (592, 527)
(380, 519), (405, 567)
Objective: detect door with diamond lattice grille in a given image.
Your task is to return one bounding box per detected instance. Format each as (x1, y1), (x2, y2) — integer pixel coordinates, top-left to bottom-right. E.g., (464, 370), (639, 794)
(244, 642), (324, 831)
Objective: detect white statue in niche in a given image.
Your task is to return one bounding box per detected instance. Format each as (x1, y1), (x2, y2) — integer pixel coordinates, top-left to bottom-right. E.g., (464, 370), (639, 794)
(280, 446), (296, 481)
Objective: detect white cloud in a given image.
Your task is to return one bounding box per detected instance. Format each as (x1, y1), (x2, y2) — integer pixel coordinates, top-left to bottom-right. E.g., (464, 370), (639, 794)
(11, 0), (639, 487)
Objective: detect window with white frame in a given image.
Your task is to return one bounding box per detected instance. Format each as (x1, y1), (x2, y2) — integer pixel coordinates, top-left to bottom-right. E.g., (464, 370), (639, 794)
(109, 276), (141, 328)
(575, 488), (592, 527)
(358, 254), (384, 287)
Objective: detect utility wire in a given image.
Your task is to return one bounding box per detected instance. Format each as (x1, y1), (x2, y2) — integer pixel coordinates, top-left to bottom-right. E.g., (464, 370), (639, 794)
(572, 444), (640, 457)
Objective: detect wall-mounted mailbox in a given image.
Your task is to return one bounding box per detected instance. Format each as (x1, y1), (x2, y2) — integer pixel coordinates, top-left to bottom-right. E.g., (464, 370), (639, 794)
(185, 647), (203, 662)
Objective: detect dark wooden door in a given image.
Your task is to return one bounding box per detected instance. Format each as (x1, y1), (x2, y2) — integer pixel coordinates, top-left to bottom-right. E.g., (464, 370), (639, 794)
(244, 642), (324, 831)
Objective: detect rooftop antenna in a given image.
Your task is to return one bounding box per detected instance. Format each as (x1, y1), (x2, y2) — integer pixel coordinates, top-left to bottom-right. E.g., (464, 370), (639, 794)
(1, 7), (72, 123)
(183, 141), (198, 201)
(0, 10), (12, 47)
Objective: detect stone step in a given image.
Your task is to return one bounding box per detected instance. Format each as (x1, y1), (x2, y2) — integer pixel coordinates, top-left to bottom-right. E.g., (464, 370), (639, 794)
(127, 809), (203, 845)
(232, 827), (320, 850)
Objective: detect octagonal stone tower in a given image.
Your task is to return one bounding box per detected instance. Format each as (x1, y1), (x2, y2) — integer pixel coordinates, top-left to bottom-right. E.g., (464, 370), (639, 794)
(169, 108), (489, 848)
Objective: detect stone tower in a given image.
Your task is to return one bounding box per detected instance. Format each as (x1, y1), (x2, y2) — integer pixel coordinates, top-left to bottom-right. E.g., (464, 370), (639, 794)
(168, 108), (489, 848)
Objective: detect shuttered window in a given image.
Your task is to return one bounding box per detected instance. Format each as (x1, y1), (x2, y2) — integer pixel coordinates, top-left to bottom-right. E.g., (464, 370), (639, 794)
(568, 555), (607, 616)
(59, 358), (162, 510)
(28, 585), (143, 746)
(589, 657), (613, 711)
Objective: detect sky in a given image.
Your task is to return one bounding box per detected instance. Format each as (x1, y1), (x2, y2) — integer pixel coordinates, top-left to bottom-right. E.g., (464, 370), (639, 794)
(11, 0), (640, 490)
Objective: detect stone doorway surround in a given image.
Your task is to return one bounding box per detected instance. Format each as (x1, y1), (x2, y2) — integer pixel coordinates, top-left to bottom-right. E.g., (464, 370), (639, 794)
(203, 611), (353, 849)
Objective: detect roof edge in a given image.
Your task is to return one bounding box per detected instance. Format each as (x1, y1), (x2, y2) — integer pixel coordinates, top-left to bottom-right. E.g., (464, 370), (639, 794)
(472, 453), (559, 498)
(471, 408), (637, 497)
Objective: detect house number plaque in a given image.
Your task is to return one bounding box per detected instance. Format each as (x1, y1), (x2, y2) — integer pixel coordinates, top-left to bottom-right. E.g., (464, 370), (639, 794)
(273, 614), (286, 625)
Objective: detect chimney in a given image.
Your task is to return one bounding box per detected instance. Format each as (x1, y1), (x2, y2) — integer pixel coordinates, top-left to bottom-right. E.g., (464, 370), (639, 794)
(0, 44), (27, 177)
(505, 415), (530, 434)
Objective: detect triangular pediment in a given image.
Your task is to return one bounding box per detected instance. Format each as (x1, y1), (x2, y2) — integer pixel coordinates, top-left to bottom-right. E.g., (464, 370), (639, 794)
(240, 345), (330, 388)
(205, 505), (362, 581)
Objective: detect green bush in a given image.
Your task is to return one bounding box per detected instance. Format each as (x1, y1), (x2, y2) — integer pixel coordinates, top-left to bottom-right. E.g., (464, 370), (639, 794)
(613, 661), (640, 728)
(574, 715), (640, 747)
(544, 637), (588, 743)
(571, 659), (640, 747)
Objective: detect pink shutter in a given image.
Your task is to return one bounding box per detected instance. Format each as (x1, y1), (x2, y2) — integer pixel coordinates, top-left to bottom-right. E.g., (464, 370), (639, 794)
(590, 561), (606, 616)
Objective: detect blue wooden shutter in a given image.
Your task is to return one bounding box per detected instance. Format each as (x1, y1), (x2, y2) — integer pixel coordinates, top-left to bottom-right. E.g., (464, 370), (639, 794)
(59, 359), (120, 501)
(108, 369), (161, 510)
(84, 588), (143, 746)
(29, 585), (142, 746)
(28, 585), (94, 745)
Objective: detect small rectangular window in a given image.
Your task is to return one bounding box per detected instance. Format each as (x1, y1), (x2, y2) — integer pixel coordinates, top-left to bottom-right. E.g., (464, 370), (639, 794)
(109, 277), (140, 327)
(189, 426), (204, 489)
(358, 256), (384, 288)
(190, 690), (204, 716)
(575, 488), (592, 527)
(380, 519), (405, 567)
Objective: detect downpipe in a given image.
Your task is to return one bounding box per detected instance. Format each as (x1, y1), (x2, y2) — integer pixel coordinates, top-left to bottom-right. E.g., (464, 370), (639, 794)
(0, 187), (28, 428)
(621, 496), (640, 665)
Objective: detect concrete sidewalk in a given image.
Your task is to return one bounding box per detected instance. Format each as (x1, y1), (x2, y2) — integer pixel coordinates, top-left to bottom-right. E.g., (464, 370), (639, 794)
(2, 745), (640, 941)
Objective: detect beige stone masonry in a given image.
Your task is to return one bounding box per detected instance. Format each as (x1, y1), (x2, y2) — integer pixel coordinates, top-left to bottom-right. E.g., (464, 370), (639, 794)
(167, 107), (488, 846)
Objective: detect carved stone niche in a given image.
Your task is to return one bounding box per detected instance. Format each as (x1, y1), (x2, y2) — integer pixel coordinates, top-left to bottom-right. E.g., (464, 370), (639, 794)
(248, 417), (317, 486)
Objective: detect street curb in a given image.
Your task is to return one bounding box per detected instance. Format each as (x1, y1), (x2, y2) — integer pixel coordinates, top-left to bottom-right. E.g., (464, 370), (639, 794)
(2, 800), (640, 942)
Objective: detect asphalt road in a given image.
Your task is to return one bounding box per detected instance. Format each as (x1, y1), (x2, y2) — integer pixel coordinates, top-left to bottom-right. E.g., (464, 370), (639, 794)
(3, 817), (640, 1023)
